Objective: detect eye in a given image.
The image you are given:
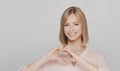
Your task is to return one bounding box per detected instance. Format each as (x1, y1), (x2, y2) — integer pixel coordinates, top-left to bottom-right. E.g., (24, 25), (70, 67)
(74, 23), (79, 25)
(64, 23), (69, 26)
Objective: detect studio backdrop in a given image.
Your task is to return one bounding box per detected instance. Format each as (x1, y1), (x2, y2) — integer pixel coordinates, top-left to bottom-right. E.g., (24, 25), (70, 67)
(0, 0), (119, 71)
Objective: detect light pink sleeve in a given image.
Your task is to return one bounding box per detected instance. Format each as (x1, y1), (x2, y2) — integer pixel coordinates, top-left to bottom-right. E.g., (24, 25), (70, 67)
(97, 55), (110, 71)
(98, 64), (110, 71)
(17, 65), (46, 71)
(84, 48), (110, 71)
(17, 65), (27, 71)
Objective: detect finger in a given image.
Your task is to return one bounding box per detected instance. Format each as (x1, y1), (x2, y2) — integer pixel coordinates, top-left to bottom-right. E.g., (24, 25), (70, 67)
(56, 57), (65, 64)
(51, 56), (64, 64)
(64, 45), (71, 50)
(48, 47), (62, 55)
(71, 57), (76, 62)
(64, 58), (72, 64)
(64, 48), (78, 58)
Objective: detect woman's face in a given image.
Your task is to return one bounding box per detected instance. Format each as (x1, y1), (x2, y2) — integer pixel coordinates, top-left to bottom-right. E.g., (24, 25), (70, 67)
(64, 14), (82, 42)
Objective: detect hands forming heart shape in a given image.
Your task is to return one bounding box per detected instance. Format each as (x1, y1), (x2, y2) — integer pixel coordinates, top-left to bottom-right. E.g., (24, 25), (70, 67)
(50, 45), (77, 65)
(58, 48), (71, 62)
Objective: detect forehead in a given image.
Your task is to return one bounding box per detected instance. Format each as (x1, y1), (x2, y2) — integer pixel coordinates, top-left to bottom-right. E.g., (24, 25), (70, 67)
(66, 14), (80, 23)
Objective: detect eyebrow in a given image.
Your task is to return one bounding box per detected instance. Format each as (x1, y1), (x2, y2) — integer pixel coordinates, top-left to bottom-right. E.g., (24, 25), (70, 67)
(73, 22), (78, 23)
(64, 21), (79, 25)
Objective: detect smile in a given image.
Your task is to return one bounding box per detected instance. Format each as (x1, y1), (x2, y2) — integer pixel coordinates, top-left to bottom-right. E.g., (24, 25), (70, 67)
(68, 32), (77, 36)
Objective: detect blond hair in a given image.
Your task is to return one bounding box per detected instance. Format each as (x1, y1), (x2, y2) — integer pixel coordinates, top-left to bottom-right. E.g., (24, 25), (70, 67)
(59, 6), (89, 46)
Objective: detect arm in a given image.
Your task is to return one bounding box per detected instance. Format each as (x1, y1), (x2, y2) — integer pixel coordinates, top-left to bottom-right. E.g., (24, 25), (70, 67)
(64, 47), (110, 71)
(17, 53), (52, 71)
(76, 56), (98, 71)
(96, 55), (110, 71)
(64, 48), (98, 71)
(71, 52), (98, 71)
(18, 45), (63, 71)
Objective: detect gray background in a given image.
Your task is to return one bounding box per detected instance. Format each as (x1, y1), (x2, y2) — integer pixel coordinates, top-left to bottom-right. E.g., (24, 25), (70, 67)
(0, 0), (119, 71)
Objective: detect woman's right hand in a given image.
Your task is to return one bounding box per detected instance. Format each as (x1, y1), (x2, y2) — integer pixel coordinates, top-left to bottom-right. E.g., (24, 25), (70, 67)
(42, 45), (64, 63)
(26, 45), (64, 71)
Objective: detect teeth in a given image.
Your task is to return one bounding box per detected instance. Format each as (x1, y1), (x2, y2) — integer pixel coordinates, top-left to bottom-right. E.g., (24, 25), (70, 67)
(69, 33), (76, 36)
(69, 34), (75, 35)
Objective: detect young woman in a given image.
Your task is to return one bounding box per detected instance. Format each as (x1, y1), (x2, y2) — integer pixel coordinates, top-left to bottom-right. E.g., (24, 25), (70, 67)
(18, 6), (110, 71)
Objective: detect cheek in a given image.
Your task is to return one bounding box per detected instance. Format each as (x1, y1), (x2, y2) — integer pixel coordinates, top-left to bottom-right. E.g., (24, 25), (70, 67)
(64, 27), (69, 33)
(75, 26), (82, 31)
(76, 27), (82, 35)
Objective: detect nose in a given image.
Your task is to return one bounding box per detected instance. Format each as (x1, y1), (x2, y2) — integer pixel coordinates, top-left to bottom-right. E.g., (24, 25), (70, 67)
(69, 25), (73, 32)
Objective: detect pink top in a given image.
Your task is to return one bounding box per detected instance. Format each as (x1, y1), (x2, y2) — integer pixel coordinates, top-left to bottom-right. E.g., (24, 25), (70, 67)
(18, 47), (110, 71)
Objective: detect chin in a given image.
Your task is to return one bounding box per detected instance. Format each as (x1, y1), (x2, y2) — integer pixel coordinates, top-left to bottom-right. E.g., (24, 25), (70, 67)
(68, 38), (78, 41)
(68, 36), (80, 42)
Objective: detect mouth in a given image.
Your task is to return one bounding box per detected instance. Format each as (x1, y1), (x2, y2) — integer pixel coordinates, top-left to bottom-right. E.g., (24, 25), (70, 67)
(68, 32), (77, 36)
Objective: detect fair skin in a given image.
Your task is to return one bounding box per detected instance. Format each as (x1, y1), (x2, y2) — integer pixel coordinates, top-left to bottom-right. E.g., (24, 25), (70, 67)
(26, 14), (98, 71)
(64, 14), (83, 53)
(63, 14), (98, 71)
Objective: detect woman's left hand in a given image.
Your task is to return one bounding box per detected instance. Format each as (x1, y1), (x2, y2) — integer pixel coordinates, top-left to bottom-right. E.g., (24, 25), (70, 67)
(63, 46), (98, 71)
(63, 46), (80, 64)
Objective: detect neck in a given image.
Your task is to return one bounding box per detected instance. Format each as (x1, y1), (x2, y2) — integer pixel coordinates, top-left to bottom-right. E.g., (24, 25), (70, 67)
(67, 38), (83, 51)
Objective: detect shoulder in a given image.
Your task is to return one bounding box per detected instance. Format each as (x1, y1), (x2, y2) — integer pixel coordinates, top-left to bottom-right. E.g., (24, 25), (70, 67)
(84, 48), (108, 67)
(86, 48), (104, 59)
